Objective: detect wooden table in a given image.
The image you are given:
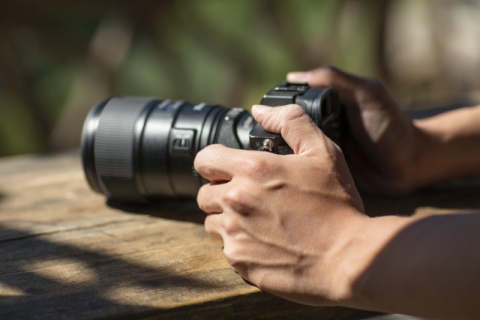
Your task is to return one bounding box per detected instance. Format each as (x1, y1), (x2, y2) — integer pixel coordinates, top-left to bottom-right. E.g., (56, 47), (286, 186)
(0, 151), (478, 320)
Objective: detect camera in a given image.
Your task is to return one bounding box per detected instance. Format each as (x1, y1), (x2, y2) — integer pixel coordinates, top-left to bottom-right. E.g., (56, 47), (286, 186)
(81, 81), (347, 203)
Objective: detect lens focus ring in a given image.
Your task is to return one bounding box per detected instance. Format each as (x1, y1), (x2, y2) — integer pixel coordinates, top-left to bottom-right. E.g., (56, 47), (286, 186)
(94, 97), (155, 200)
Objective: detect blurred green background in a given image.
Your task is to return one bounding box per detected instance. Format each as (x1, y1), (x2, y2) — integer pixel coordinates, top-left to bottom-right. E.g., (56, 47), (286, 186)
(1, 0), (480, 156)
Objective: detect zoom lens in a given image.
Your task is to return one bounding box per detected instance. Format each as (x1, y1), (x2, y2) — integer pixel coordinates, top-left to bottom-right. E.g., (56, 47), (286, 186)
(81, 97), (255, 202)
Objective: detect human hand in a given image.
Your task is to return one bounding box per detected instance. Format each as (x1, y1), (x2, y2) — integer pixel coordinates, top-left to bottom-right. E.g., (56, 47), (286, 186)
(288, 66), (422, 194)
(195, 104), (367, 306)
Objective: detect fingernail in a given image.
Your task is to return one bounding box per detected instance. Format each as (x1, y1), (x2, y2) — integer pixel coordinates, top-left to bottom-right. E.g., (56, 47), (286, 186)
(252, 105), (271, 114)
(287, 71), (311, 81)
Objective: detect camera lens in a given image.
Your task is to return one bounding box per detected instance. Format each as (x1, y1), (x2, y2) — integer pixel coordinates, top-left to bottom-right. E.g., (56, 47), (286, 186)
(81, 82), (346, 203)
(81, 97), (254, 202)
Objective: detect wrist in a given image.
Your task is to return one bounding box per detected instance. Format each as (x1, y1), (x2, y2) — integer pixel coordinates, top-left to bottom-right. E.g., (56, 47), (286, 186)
(316, 213), (374, 306)
(337, 215), (417, 310)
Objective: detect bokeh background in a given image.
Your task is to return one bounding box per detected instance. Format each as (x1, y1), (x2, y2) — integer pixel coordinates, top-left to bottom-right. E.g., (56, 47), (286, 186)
(1, 0), (480, 157)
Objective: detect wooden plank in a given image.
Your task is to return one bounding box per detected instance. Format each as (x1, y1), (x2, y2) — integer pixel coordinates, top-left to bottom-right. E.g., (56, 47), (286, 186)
(0, 152), (379, 319)
(0, 151), (148, 241)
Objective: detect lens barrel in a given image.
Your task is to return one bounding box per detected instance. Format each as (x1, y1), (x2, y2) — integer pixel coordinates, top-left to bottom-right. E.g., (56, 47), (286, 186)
(81, 97), (254, 202)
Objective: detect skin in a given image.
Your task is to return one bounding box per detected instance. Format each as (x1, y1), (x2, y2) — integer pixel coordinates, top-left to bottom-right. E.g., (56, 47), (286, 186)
(194, 66), (480, 319)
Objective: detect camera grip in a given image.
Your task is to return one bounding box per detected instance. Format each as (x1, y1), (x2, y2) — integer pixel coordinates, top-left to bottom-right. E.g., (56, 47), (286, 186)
(249, 124), (294, 155)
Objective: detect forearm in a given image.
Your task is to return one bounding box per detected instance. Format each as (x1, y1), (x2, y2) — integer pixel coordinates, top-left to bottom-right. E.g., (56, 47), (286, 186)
(341, 213), (480, 320)
(412, 105), (480, 185)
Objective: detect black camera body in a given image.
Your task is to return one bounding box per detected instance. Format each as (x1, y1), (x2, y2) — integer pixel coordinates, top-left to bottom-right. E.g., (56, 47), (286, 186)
(250, 81), (345, 154)
(81, 82), (347, 203)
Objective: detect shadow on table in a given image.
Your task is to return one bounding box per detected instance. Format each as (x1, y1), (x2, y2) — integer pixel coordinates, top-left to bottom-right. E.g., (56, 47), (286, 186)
(107, 199), (206, 224)
(0, 225), (221, 320)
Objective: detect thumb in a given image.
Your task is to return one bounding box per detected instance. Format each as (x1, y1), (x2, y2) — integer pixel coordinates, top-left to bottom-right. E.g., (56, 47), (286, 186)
(251, 104), (330, 156)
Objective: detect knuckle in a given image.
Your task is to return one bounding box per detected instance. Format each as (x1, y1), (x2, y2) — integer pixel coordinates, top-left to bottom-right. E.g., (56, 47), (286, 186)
(197, 184), (207, 200)
(242, 157), (268, 177)
(199, 205), (206, 214)
(282, 105), (311, 132)
(283, 104), (307, 123)
(363, 78), (385, 95)
(222, 187), (244, 210)
(223, 245), (242, 269)
(197, 185), (215, 213)
(286, 104), (305, 117)
(321, 64), (337, 74)
(197, 144), (223, 157)
(204, 215), (216, 234)
(195, 144), (225, 172)
(196, 186), (209, 211)
(223, 217), (240, 236)
(194, 150), (208, 172)
(198, 201), (208, 213)
(193, 153), (203, 168)
(317, 65), (339, 81)
(222, 186), (254, 215)
(369, 77), (383, 87)
(322, 64), (338, 72)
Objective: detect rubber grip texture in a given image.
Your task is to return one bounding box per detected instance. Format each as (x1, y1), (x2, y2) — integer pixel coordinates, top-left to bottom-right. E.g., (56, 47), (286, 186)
(94, 97), (151, 199)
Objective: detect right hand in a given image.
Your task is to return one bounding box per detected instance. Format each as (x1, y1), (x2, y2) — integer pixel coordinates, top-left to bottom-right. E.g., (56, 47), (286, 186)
(195, 104), (367, 306)
(287, 66), (423, 195)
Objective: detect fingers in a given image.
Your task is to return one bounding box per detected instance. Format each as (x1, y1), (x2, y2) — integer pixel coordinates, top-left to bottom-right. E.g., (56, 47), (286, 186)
(287, 65), (363, 89)
(194, 144), (245, 182)
(197, 184), (224, 214)
(286, 66), (369, 108)
(287, 65), (400, 131)
(204, 213), (224, 240)
(251, 104), (330, 156)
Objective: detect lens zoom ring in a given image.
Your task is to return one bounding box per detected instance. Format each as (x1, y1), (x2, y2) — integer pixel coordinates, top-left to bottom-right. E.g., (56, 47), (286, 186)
(94, 97), (152, 197)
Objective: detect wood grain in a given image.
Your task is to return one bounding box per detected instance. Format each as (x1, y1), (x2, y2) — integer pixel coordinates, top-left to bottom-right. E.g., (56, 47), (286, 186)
(0, 151), (382, 319)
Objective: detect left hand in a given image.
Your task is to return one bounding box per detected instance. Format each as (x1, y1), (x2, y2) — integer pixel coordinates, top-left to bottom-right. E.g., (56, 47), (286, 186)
(194, 104), (367, 306)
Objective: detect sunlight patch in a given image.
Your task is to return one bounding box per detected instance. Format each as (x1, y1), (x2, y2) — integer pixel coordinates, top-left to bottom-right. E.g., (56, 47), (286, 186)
(23, 258), (98, 285)
(0, 282), (27, 296)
